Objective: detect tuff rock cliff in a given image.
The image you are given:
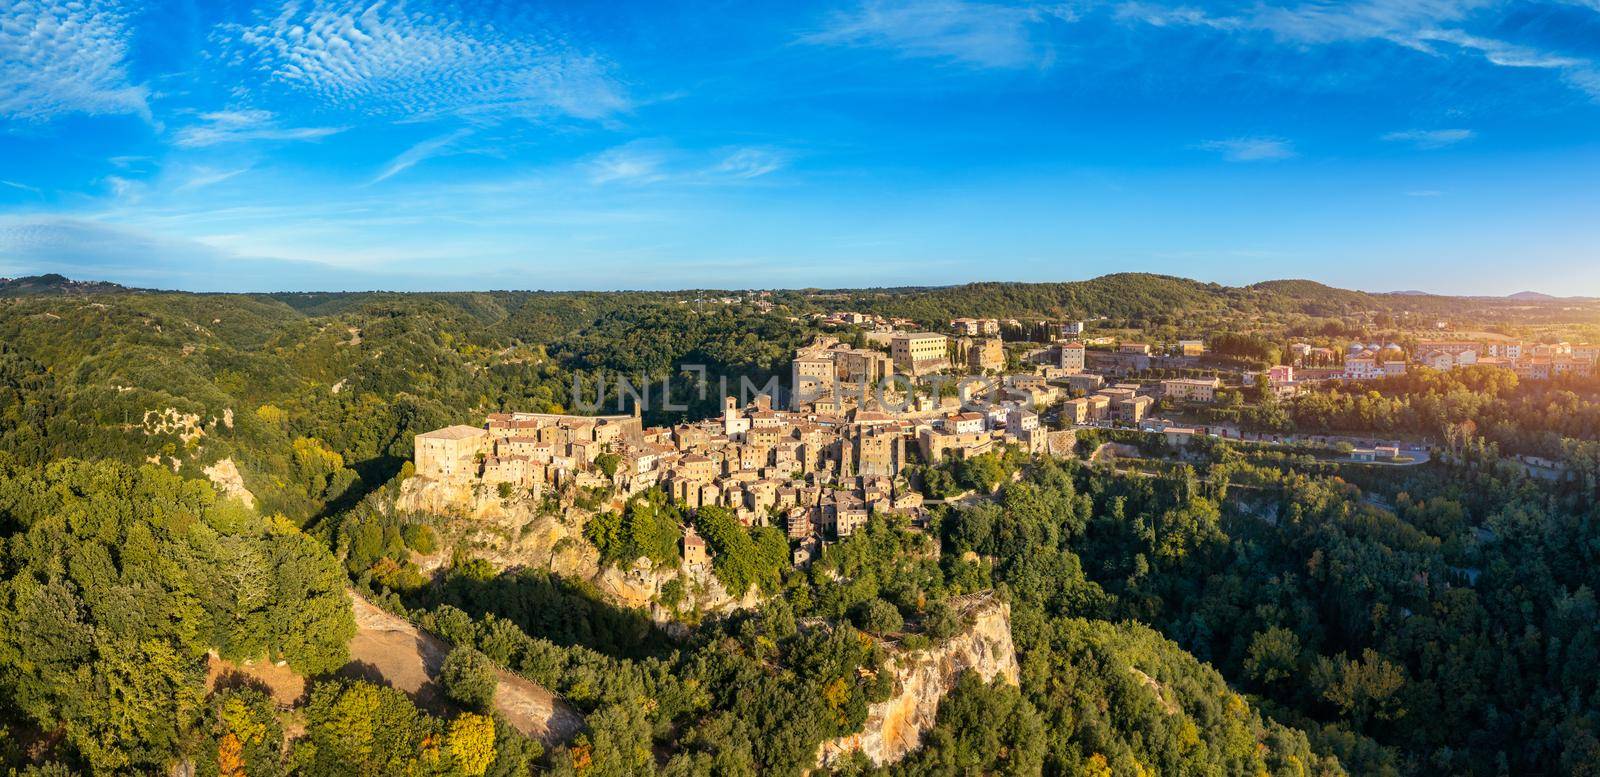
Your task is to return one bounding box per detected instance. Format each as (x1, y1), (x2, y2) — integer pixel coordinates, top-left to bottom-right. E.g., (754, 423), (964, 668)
(396, 477), (756, 622)
(817, 594), (1019, 768)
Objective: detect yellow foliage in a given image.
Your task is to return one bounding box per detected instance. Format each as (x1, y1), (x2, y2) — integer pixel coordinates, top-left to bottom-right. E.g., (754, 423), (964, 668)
(1085, 753), (1113, 777)
(822, 675), (850, 711)
(255, 404), (286, 425)
(447, 713), (496, 777)
(1177, 718), (1201, 751)
(217, 733), (245, 777)
(219, 696), (267, 746)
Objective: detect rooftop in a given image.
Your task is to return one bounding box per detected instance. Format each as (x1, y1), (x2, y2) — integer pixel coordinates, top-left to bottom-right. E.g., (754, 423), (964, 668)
(417, 424), (487, 440)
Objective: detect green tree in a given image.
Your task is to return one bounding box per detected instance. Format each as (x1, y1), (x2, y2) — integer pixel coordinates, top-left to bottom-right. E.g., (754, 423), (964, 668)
(852, 598), (903, 636)
(441, 647), (499, 711)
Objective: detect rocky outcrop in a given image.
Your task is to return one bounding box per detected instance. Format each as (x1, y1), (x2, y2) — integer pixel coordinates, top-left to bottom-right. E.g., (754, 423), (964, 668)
(203, 457), (256, 509)
(816, 593), (1019, 768)
(396, 476), (756, 623)
(594, 559), (761, 626)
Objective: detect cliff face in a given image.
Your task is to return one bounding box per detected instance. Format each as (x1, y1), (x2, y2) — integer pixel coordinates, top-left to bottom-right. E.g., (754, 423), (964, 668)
(396, 476), (756, 622)
(593, 560), (760, 624)
(817, 595), (1019, 768)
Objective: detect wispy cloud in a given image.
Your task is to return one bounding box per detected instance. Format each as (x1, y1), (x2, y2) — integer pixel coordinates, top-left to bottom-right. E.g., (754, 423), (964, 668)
(0, 215), (402, 292)
(172, 109), (346, 148)
(803, 0), (1078, 69)
(1382, 128), (1475, 148)
(1, 179), (44, 196)
(175, 166), (251, 192)
(103, 175), (140, 199)
(1116, 0), (1600, 100)
(222, 1), (631, 121)
(0, 0), (149, 121)
(587, 142), (791, 185)
(714, 148), (788, 179)
(373, 129), (472, 183)
(589, 143), (670, 185)
(1196, 136), (1296, 162)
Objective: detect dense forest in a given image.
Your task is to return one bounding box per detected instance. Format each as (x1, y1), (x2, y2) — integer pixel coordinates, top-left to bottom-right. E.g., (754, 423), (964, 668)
(3, 275), (1600, 774)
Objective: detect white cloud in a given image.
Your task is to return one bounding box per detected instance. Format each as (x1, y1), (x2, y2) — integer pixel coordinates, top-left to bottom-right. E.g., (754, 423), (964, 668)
(1116, 0), (1600, 100)
(373, 129), (472, 183)
(223, 1), (631, 121)
(589, 143), (669, 184)
(1195, 136), (1296, 162)
(175, 166), (251, 192)
(714, 148), (788, 179)
(0, 0), (149, 121)
(172, 109), (346, 148)
(1382, 128), (1475, 148)
(586, 143), (790, 185)
(1, 179), (43, 196)
(103, 175), (140, 199)
(803, 0), (1077, 68)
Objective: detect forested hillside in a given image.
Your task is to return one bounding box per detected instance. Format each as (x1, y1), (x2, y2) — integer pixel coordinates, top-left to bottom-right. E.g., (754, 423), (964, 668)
(2, 276), (1599, 775)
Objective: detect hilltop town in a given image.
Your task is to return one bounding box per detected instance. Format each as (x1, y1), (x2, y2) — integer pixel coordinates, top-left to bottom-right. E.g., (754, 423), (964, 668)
(5, 274), (1600, 776)
(410, 313), (1600, 577)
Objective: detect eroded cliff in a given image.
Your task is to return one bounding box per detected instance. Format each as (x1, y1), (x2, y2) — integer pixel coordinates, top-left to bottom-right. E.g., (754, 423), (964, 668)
(396, 476), (756, 622)
(817, 593), (1019, 768)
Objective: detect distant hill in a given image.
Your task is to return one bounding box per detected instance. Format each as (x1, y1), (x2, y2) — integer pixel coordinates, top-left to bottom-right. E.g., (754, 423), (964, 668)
(1508, 290), (1557, 301)
(0, 273), (128, 297)
(1248, 279), (1377, 306)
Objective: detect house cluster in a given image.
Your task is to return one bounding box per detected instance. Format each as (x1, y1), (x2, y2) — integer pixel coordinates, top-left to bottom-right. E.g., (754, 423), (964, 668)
(810, 310), (919, 333)
(1289, 342), (1340, 367)
(662, 393), (1069, 565)
(414, 369), (1074, 568)
(1341, 342), (1411, 380)
(949, 317), (1001, 336)
(1455, 340), (1599, 380)
(413, 411), (649, 499)
(1078, 338), (1212, 375)
(1331, 339), (1600, 381)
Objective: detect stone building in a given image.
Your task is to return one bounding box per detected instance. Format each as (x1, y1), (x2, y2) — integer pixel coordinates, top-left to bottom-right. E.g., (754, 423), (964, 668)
(891, 333), (950, 376)
(968, 338), (1006, 373)
(414, 425), (488, 480)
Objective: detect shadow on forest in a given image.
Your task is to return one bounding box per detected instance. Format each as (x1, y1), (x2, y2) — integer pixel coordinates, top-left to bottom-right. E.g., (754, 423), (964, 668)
(312, 454), (408, 524)
(405, 566), (675, 661)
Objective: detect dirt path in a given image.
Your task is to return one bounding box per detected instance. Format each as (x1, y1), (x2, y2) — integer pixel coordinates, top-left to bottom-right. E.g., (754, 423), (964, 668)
(345, 594), (584, 744)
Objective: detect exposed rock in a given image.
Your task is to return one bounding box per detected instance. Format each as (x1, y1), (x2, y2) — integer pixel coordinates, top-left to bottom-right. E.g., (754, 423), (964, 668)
(817, 593), (1018, 768)
(204, 458), (256, 509)
(593, 558), (759, 625)
(143, 407), (206, 444)
(396, 476), (756, 622)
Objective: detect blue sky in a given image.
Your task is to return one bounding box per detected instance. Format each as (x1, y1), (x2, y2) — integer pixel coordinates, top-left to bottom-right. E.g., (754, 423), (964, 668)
(1, 0), (1598, 294)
